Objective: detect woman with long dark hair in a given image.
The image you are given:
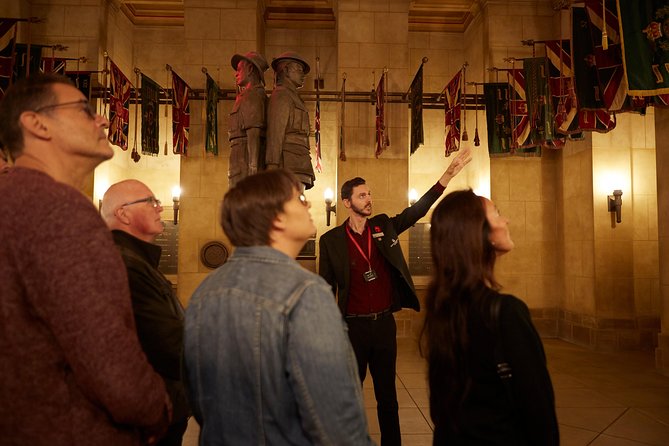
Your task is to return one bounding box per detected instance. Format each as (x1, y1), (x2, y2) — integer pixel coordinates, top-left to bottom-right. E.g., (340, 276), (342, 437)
(421, 189), (559, 445)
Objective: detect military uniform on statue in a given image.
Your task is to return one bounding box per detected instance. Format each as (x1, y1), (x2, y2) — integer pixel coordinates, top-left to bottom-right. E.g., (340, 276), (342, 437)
(318, 149), (471, 445)
(228, 51), (269, 187)
(266, 51), (315, 190)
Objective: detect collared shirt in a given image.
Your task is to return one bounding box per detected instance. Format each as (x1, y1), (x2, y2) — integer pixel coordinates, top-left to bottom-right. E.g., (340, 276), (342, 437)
(345, 222), (392, 315)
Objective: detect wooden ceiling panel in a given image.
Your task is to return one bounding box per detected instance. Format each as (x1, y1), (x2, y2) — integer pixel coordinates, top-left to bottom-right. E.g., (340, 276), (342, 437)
(118, 0), (480, 31)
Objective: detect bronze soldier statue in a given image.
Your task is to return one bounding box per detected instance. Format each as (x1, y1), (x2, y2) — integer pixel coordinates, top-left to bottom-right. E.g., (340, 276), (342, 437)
(228, 51), (269, 187)
(266, 52), (315, 190)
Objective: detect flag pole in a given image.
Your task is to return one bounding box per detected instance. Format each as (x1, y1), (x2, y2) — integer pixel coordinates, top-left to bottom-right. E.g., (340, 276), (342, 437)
(461, 62), (468, 142)
(339, 72), (347, 161)
(405, 57), (428, 100)
(132, 67), (141, 162)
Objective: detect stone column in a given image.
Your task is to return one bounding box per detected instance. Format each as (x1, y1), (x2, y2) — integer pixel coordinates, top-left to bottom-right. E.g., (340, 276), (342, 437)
(655, 107), (669, 374)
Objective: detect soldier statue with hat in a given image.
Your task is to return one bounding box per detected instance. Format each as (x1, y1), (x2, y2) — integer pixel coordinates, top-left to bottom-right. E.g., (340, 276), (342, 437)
(228, 51), (270, 187)
(266, 52), (315, 190)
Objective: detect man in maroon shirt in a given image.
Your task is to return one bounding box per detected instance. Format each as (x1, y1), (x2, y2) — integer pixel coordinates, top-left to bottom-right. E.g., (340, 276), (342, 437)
(318, 148), (470, 445)
(0, 74), (170, 446)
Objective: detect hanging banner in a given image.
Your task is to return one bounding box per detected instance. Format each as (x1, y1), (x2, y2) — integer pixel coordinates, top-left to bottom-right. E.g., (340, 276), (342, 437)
(0, 19), (17, 100)
(66, 71), (92, 100)
(443, 69), (462, 157)
(572, 6), (617, 133)
(484, 82), (512, 157)
(375, 72), (388, 158)
(544, 40), (581, 136)
(618, 0), (669, 96)
(205, 73), (219, 156)
(108, 60), (132, 150)
(141, 74), (160, 156)
(171, 70), (190, 156)
(409, 63), (424, 154)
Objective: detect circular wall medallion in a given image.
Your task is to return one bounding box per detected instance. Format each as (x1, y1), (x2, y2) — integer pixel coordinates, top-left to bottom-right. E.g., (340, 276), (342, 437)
(200, 241), (229, 269)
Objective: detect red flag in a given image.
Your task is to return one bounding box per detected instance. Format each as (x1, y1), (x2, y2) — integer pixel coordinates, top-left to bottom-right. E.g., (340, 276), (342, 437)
(314, 94), (322, 173)
(171, 70), (190, 156)
(108, 60), (132, 150)
(444, 69), (462, 156)
(375, 72), (388, 158)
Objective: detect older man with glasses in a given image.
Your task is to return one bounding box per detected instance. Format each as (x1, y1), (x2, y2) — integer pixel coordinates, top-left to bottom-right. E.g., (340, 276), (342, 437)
(0, 74), (171, 446)
(102, 179), (191, 446)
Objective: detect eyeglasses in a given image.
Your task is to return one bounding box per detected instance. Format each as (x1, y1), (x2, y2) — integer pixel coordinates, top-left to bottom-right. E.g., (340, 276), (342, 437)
(298, 194), (309, 207)
(121, 196), (162, 208)
(34, 99), (97, 120)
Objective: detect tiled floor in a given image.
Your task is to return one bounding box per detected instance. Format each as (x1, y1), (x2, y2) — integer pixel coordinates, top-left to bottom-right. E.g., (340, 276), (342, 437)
(183, 338), (669, 445)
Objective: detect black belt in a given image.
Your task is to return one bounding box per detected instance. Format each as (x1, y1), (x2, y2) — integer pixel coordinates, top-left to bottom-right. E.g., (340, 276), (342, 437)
(345, 309), (392, 321)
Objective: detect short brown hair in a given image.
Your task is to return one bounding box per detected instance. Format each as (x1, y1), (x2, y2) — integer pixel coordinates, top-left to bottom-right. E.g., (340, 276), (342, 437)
(0, 73), (73, 157)
(221, 169), (302, 247)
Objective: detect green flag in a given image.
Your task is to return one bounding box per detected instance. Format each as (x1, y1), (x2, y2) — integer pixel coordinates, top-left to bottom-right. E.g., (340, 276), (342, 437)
(205, 73), (219, 156)
(618, 0), (669, 96)
(484, 83), (512, 157)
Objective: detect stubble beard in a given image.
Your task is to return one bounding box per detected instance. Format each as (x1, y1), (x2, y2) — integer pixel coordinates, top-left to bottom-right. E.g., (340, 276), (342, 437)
(351, 202), (372, 217)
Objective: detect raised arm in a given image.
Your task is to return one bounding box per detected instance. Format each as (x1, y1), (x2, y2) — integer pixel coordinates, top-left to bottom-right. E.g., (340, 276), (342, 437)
(438, 146), (472, 188)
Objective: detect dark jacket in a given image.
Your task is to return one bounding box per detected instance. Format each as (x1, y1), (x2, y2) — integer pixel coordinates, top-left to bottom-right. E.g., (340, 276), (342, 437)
(318, 184), (444, 315)
(112, 230), (191, 422)
(432, 293), (559, 446)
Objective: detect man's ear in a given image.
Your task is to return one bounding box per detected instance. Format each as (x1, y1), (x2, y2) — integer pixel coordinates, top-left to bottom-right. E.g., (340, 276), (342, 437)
(342, 198), (352, 209)
(19, 111), (50, 140)
(273, 212), (287, 231)
(114, 207), (132, 226)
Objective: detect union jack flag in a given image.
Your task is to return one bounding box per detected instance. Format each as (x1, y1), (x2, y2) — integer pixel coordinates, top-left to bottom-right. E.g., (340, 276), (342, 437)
(171, 70), (190, 156)
(41, 57), (66, 74)
(314, 93), (322, 172)
(108, 60), (132, 150)
(0, 19), (17, 101)
(443, 69), (462, 157)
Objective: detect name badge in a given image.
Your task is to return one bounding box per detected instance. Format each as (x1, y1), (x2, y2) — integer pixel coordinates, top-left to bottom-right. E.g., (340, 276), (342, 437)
(372, 232), (384, 238)
(363, 269), (378, 282)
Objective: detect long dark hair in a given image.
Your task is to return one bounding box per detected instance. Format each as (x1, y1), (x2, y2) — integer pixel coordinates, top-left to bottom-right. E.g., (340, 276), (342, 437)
(420, 189), (499, 430)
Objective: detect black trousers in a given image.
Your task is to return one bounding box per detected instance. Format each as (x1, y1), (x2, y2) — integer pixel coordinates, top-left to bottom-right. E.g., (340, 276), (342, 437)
(346, 314), (401, 446)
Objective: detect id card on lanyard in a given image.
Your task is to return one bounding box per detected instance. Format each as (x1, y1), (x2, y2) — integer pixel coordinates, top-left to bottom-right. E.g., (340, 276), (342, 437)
(346, 224), (377, 282)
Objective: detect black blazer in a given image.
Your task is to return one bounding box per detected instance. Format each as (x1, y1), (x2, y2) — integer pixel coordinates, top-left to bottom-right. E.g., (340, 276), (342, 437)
(318, 184), (444, 315)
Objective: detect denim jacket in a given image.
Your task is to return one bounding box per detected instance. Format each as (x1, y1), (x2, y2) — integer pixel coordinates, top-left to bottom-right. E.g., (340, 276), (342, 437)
(184, 246), (374, 445)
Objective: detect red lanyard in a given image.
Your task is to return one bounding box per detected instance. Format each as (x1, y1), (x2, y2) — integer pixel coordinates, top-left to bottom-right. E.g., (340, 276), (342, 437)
(346, 223), (372, 268)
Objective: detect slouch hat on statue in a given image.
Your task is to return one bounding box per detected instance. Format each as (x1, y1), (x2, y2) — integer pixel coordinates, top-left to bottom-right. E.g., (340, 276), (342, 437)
(271, 51), (311, 74)
(231, 52), (270, 82)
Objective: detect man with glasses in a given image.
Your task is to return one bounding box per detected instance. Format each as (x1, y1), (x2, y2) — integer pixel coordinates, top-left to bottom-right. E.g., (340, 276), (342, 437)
(266, 52), (315, 190)
(0, 74), (171, 446)
(102, 179), (191, 446)
(184, 169), (373, 445)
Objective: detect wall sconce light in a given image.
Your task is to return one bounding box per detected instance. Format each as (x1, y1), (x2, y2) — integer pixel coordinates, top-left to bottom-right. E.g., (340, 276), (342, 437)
(607, 189), (623, 223)
(172, 185), (181, 225)
(409, 188), (418, 206)
(324, 187), (336, 226)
